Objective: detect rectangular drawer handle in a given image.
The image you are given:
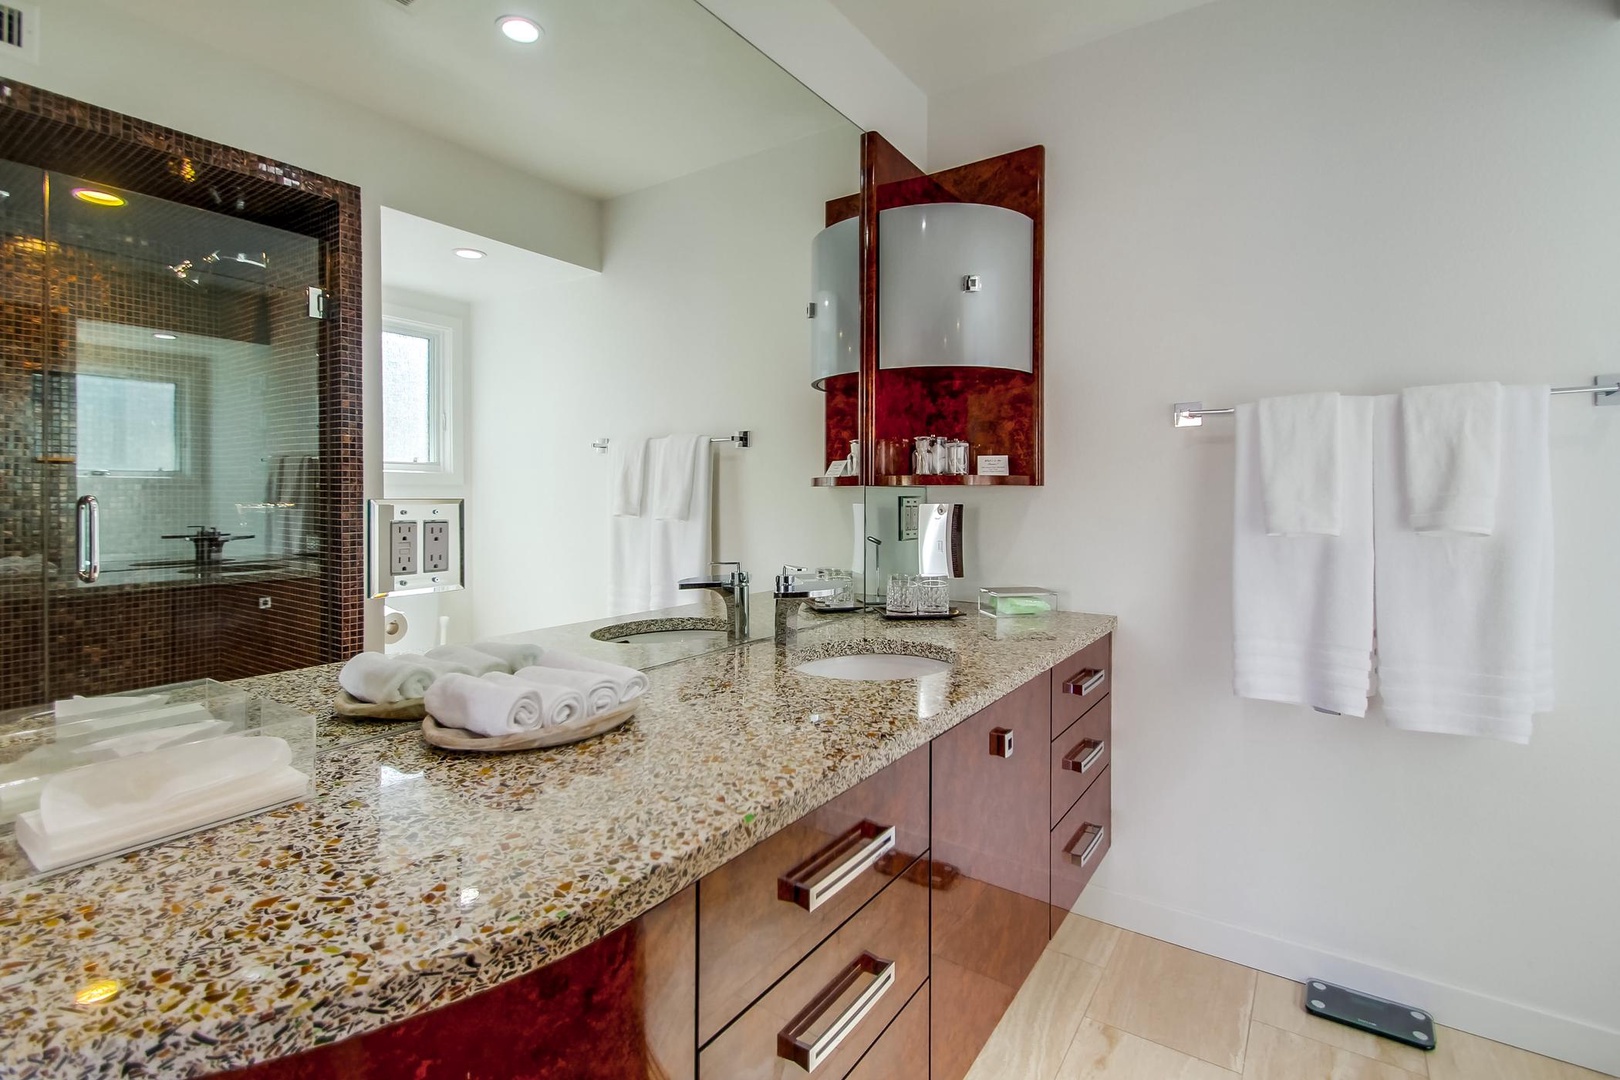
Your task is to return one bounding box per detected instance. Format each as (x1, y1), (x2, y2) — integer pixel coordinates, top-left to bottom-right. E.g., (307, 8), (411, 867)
(778, 822), (897, 912)
(1062, 738), (1106, 774)
(1064, 668), (1106, 697)
(777, 952), (896, 1073)
(1064, 822), (1107, 868)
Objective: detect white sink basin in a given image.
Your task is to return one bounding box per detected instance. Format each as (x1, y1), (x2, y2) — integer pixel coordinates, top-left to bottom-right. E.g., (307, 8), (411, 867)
(795, 654), (951, 681)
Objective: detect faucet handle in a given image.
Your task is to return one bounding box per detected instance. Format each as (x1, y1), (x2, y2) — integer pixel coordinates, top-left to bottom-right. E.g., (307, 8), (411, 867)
(711, 560), (745, 584)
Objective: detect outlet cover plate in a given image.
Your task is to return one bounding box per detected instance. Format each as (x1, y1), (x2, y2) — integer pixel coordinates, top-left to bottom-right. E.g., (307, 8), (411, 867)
(367, 499), (465, 598)
(898, 495), (920, 541)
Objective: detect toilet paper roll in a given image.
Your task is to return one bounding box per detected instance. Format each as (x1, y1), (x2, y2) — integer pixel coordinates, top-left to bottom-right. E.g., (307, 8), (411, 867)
(383, 607), (409, 645)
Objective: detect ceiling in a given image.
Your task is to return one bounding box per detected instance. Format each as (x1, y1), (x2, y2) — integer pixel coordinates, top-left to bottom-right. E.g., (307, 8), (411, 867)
(98, 0), (852, 200)
(380, 208), (595, 303)
(826, 0), (1220, 94)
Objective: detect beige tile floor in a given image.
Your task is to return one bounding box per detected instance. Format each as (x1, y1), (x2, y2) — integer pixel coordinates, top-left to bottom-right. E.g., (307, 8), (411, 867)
(967, 918), (1615, 1080)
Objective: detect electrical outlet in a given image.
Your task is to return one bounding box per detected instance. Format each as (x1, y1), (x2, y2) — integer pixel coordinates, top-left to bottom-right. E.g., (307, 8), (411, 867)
(390, 521), (418, 576)
(422, 522), (450, 572)
(258, 597), (272, 610)
(898, 495), (921, 541)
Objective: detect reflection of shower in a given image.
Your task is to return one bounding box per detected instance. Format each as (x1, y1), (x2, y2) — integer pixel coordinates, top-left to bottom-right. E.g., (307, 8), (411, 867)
(166, 250), (268, 286)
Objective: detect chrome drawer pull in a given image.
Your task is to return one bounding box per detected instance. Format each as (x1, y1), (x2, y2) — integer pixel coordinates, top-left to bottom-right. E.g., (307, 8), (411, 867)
(778, 822), (897, 912)
(1062, 738), (1106, 774)
(777, 952), (896, 1072)
(1065, 823), (1106, 868)
(1063, 668), (1106, 697)
(76, 495), (100, 583)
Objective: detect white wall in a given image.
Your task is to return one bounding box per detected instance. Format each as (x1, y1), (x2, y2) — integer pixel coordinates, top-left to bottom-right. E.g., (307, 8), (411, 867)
(930, 0), (1620, 1072)
(462, 127), (862, 636)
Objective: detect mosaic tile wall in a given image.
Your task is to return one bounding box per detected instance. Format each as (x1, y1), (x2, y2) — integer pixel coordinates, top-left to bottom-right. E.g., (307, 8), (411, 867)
(0, 79), (363, 709)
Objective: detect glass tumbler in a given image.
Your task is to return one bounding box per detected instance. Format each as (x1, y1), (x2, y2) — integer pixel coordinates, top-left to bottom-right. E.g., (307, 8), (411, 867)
(814, 568), (853, 608)
(918, 575), (951, 615)
(886, 574), (918, 615)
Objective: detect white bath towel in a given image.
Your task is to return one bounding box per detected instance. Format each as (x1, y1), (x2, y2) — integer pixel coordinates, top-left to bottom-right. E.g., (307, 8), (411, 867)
(486, 672), (584, 729)
(1399, 382), (1502, 535)
(1233, 397), (1376, 716)
(529, 648), (650, 701)
(339, 652), (437, 703)
(468, 640), (544, 672)
(424, 672), (544, 738)
(15, 735), (307, 872)
(425, 645), (509, 677)
(514, 666), (619, 717)
(611, 438), (649, 517)
(389, 653), (481, 679)
(650, 435), (705, 521)
(1258, 392), (1342, 536)
(648, 439), (712, 609)
(1373, 388), (1553, 743)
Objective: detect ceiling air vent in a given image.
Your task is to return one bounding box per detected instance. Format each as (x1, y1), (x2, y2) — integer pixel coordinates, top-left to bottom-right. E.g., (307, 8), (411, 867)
(0, 3), (37, 62)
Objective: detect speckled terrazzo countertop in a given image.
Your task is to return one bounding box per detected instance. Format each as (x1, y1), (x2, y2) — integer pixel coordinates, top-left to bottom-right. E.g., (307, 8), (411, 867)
(0, 608), (1114, 1078)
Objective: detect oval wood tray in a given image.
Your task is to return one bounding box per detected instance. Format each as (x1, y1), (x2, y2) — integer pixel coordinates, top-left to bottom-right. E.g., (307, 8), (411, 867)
(333, 691), (427, 721)
(420, 698), (639, 752)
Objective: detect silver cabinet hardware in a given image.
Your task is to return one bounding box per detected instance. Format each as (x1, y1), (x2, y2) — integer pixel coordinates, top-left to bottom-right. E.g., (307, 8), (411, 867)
(75, 495), (99, 583)
(1065, 822), (1106, 868)
(776, 952), (896, 1072)
(1062, 738), (1106, 774)
(989, 726), (1014, 758)
(1063, 668), (1106, 696)
(778, 822), (896, 912)
(961, 274), (981, 292)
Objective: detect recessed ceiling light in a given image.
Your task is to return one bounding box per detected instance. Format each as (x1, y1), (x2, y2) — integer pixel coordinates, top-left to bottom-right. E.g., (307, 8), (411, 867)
(453, 248), (487, 260)
(153, 332), (178, 340)
(497, 15), (542, 44)
(72, 188), (126, 208)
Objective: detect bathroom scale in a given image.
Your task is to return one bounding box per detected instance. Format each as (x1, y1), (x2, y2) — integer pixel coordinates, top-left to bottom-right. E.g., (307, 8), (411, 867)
(1303, 980), (1436, 1051)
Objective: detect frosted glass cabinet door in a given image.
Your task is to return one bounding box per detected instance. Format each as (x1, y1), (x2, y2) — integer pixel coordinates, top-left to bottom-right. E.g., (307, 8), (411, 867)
(810, 216), (860, 388)
(878, 203), (1034, 373)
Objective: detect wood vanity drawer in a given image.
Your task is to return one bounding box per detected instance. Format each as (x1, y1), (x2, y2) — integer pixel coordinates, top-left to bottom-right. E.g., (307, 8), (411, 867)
(1051, 696), (1111, 827)
(844, 982), (929, 1080)
(699, 868), (930, 1079)
(1050, 766), (1111, 933)
(1051, 634), (1112, 740)
(698, 744), (930, 1043)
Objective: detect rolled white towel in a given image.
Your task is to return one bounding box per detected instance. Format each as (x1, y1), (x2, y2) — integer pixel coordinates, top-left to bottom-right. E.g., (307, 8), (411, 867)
(469, 640), (544, 671)
(391, 653), (481, 679)
(425, 673), (543, 738)
(425, 645), (510, 677)
(514, 666), (619, 717)
(530, 648), (649, 701)
(487, 672), (586, 729)
(339, 652), (436, 704)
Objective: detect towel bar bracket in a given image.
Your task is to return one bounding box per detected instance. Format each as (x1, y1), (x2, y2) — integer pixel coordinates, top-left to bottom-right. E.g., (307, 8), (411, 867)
(1599, 374), (1620, 408)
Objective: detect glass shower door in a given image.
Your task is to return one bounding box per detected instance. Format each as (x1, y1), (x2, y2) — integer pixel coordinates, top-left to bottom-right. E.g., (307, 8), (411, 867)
(32, 169), (326, 701)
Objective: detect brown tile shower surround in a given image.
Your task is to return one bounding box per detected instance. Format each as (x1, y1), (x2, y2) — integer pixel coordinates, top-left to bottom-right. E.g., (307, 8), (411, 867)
(0, 79), (363, 707)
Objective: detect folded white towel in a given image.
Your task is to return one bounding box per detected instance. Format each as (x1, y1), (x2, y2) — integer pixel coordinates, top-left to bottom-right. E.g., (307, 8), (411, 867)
(650, 435), (706, 521)
(1373, 388), (1553, 743)
(468, 640), (544, 672)
(514, 666), (619, 717)
(1258, 392), (1342, 536)
(529, 648), (650, 701)
(424, 672), (544, 738)
(611, 438), (649, 517)
(15, 735), (307, 872)
(1399, 382), (1501, 535)
(425, 645), (510, 677)
(339, 652), (436, 703)
(495, 671), (587, 728)
(1233, 398), (1376, 716)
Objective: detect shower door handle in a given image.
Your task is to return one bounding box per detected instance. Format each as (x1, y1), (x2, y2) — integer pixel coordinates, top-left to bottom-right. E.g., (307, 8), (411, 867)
(76, 495), (100, 583)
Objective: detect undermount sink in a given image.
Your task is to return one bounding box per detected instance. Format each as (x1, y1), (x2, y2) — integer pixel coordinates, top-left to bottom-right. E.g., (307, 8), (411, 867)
(590, 619), (730, 646)
(794, 654), (952, 681)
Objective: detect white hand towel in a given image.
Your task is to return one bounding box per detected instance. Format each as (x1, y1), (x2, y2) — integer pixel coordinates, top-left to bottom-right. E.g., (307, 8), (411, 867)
(338, 652), (437, 703)
(15, 736), (306, 872)
(529, 648), (650, 701)
(425, 645), (510, 677)
(1233, 398), (1376, 716)
(424, 672), (544, 738)
(611, 438), (649, 517)
(468, 640), (544, 672)
(500, 670), (590, 727)
(1399, 382), (1502, 535)
(1373, 388), (1553, 743)
(648, 439), (713, 609)
(650, 435), (706, 521)
(389, 653), (481, 679)
(1257, 392), (1342, 536)
(514, 666), (619, 717)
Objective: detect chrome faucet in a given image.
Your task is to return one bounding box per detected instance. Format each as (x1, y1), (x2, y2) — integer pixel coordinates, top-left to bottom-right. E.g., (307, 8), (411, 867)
(679, 561), (750, 640)
(773, 565), (835, 644)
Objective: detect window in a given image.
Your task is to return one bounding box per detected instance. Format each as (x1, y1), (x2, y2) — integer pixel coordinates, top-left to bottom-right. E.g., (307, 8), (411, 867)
(382, 314), (459, 472)
(76, 373), (180, 474)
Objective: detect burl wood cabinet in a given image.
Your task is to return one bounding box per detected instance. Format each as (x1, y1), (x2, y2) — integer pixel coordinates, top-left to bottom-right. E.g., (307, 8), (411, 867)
(222, 634), (1114, 1080)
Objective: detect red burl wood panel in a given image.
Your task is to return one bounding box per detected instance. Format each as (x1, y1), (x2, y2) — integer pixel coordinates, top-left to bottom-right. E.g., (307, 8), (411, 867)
(221, 887), (696, 1080)
(872, 367), (1040, 481)
(826, 192), (859, 227)
(822, 371), (861, 474)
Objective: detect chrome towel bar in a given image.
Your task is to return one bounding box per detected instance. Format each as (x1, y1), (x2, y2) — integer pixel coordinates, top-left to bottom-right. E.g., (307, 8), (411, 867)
(1172, 377), (1619, 428)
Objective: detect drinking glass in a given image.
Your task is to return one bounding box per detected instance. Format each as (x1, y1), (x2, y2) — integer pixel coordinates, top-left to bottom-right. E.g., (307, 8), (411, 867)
(918, 575), (951, 614)
(886, 574), (918, 615)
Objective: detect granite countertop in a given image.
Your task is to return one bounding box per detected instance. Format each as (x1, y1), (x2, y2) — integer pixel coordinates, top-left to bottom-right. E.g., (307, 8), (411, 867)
(0, 608), (1115, 1078)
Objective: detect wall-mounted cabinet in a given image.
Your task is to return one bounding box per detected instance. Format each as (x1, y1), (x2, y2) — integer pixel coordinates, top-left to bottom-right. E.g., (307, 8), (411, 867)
(812, 134), (1045, 487)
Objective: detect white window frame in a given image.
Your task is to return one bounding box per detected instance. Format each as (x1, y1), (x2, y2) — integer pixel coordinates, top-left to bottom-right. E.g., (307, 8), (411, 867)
(382, 305), (461, 484)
